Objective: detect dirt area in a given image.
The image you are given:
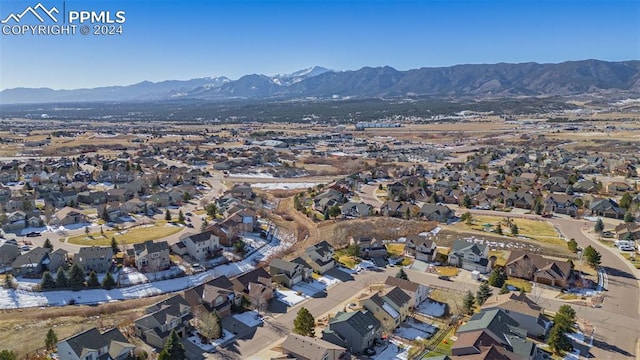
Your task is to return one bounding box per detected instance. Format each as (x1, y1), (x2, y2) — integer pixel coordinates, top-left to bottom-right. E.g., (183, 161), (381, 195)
(0, 296), (168, 357)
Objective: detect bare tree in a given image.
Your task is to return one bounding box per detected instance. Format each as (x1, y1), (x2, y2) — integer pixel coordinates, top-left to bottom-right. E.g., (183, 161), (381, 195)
(248, 288), (269, 317)
(194, 308), (222, 341)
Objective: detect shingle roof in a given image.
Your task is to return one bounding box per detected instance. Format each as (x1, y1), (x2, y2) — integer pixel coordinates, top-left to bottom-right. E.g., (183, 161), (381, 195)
(58, 327), (131, 359)
(384, 276), (421, 293)
(383, 286), (411, 308)
(329, 310), (380, 337)
(282, 333), (345, 360)
(133, 240), (169, 254)
(185, 230), (216, 243)
(12, 246), (50, 268)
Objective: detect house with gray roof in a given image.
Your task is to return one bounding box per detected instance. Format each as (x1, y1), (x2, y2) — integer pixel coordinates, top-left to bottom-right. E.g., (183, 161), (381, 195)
(301, 240), (336, 274)
(448, 239), (491, 274)
(134, 294), (192, 349)
(270, 258), (309, 287)
(321, 310), (382, 355)
(75, 246), (113, 274)
(131, 240), (170, 273)
(178, 231), (220, 262)
(11, 246), (51, 277)
(419, 203), (454, 223)
(281, 333), (346, 360)
(57, 327), (135, 360)
(404, 234), (438, 263)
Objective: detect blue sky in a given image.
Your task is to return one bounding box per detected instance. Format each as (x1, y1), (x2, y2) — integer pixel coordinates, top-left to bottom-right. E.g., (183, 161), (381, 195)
(0, 0), (638, 90)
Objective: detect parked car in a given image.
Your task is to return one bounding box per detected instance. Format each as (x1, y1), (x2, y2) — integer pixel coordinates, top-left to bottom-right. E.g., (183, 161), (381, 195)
(437, 275), (451, 281)
(365, 348), (376, 356)
(185, 212), (193, 217)
(25, 231), (41, 237)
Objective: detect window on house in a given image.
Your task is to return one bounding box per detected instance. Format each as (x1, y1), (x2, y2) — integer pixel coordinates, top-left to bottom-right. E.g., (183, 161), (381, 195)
(151, 252), (159, 258)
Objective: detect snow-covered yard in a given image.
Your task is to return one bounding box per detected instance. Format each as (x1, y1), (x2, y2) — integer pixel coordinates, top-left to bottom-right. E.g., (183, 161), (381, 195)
(317, 274), (341, 287)
(292, 280), (327, 297)
(275, 289), (307, 306)
(233, 310), (263, 328)
(416, 299), (447, 318)
(395, 326), (429, 341)
(374, 340), (409, 360)
(186, 329), (235, 352)
(118, 266), (185, 286)
(403, 318), (438, 338)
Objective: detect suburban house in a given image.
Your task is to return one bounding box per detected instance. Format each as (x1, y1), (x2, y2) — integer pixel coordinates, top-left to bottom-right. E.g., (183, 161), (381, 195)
(359, 286), (411, 330)
(134, 294), (193, 349)
(505, 252), (572, 289)
(589, 198), (625, 219)
(544, 193), (578, 217)
(131, 240), (171, 273)
(448, 239), (491, 274)
(419, 203), (455, 223)
(301, 241), (336, 274)
(50, 207), (89, 226)
(270, 259), (310, 287)
(340, 201), (373, 218)
(75, 246), (114, 274)
(481, 293), (551, 338)
(615, 223), (640, 240)
(56, 327), (136, 360)
(281, 333), (346, 360)
(453, 309), (542, 360)
(176, 231), (220, 262)
(11, 247), (51, 277)
(49, 248), (69, 274)
(230, 267), (273, 305)
(350, 237), (387, 260)
(321, 310), (382, 355)
(384, 276), (430, 308)
(183, 275), (237, 317)
(404, 234), (438, 263)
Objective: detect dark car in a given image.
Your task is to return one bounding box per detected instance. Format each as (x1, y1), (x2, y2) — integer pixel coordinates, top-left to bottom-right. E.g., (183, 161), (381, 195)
(25, 231), (41, 237)
(365, 348), (376, 356)
(185, 212), (194, 217)
(437, 275), (451, 281)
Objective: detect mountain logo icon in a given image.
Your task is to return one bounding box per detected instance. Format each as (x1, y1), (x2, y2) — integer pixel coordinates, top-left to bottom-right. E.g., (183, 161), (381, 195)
(1, 3), (59, 24)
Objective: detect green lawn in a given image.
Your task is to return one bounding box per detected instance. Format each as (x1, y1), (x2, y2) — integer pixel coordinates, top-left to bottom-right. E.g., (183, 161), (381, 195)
(461, 215), (565, 247)
(334, 249), (361, 269)
(67, 223), (182, 246)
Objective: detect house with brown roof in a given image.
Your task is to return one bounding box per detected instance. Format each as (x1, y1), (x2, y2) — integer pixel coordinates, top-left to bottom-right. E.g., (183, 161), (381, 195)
(350, 237), (387, 260)
(49, 207), (88, 227)
(183, 275), (237, 317)
(505, 252), (572, 289)
(359, 286), (411, 330)
(281, 333), (346, 360)
(230, 267), (273, 305)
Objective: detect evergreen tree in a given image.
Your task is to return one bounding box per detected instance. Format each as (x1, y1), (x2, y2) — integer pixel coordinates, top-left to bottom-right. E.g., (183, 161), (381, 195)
(40, 271), (56, 290)
(624, 211), (635, 223)
(0, 350), (16, 360)
(395, 268), (408, 280)
(87, 271), (100, 288)
(620, 192), (632, 209)
(499, 283), (510, 294)
(463, 194), (472, 208)
(69, 263), (86, 290)
(55, 267), (68, 288)
(45, 328), (58, 351)
(534, 199), (543, 215)
(510, 223), (519, 236)
(496, 224), (503, 235)
(583, 245), (601, 268)
(200, 218), (209, 232)
(182, 191), (191, 202)
(158, 330), (186, 360)
(567, 238), (578, 253)
(165, 208), (172, 221)
(462, 290), (475, 315)
(4, 274), (12, 289)
(205, 203), (218, 218)
(476, 282), (493, 305)
(293, 307), (315, 337)
(102, 272), (116, 290)
(487, 268), (506, 288)
(178, 210), (185, 224)
(43, 238), (53, 249)
(548, 323), (572, 354)
(594, 218), (604, 233)
(329, 205), (342, 219)
(111, 236), (119, 253)
(101, 207), (110, 222)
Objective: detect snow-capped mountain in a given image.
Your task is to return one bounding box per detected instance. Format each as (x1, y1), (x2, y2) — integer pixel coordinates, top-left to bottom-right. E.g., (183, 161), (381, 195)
(270, 66), (332, 86)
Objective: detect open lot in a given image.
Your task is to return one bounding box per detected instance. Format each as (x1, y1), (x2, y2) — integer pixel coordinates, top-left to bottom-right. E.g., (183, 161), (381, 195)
(66, 222), (183, 246)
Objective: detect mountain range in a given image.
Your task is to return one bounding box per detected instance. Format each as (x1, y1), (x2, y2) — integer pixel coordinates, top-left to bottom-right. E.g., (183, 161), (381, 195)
(2, 60), (639, 104)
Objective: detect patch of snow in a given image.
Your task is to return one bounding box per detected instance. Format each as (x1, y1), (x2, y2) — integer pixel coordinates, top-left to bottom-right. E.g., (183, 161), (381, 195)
(382, 302), (399, 319)
(317, 274), (341, 287)
(416, 299), (446, 318)
(373, 339), (409, 360)
(252, 182), (321, 190)
(395, 326), (426, 341)
(228, 173), (274, 179)
(186, 329), (235, 352)
(276, 289), (307, 306)
(293, 280), (327, 297)
(233, 310), (263, 327)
